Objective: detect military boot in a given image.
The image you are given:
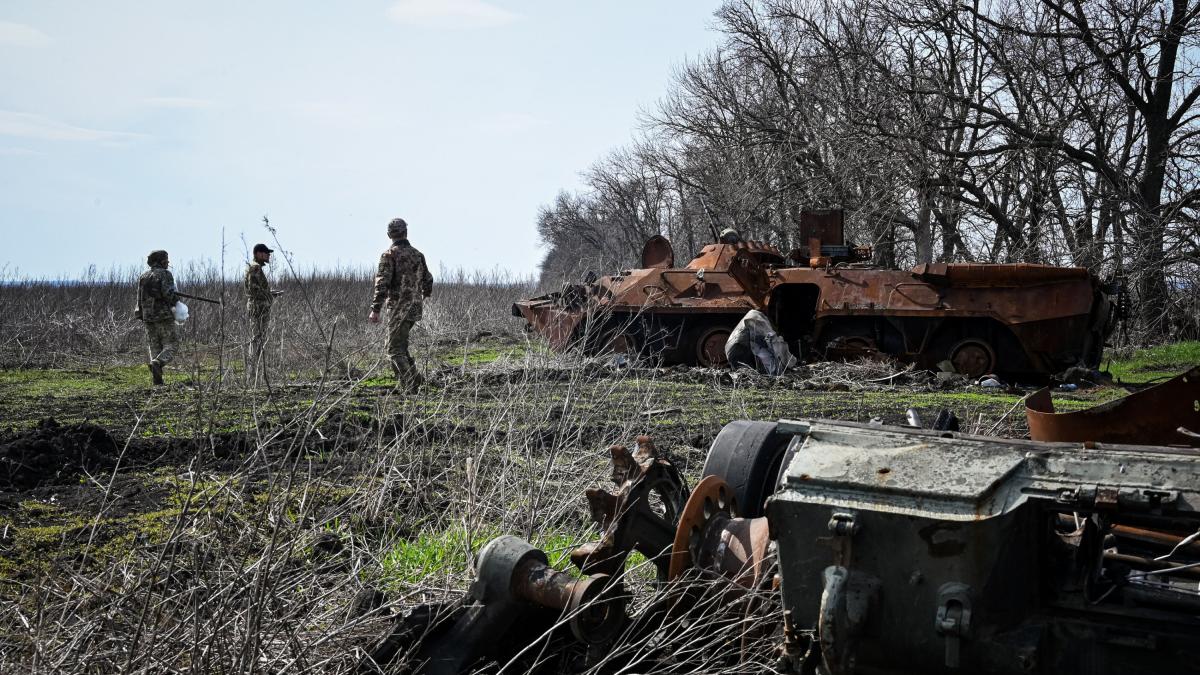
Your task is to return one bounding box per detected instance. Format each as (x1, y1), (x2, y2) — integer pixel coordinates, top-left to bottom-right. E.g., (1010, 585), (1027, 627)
(150, 361), (164, 386)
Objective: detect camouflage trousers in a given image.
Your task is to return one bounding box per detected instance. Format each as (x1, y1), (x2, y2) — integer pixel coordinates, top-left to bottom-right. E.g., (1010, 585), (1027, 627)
(144, 319), (177, 366)
(386, 311), (419, 384)
(247, 309), (271, 383)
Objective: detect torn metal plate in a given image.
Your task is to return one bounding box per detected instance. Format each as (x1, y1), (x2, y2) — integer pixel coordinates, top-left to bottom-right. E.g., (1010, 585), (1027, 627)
(1026, 367), (1200, 447)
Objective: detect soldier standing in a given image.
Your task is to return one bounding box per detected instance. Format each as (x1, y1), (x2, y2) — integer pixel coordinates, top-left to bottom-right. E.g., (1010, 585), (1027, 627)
(368, 218), (433, 387)
(135, 249), (179, 386)
(244, 243), (282, 383)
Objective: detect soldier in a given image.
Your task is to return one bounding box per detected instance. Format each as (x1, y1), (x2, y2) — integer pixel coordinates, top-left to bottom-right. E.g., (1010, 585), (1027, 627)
(134, 249), (179, 386)
(368, 218), (433, 387)
(244, 243), (282, 383)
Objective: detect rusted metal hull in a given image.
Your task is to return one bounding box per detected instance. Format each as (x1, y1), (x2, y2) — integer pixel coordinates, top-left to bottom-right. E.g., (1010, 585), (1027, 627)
(513, 237), (1118, 376)
(1026, 367), (1200, 446)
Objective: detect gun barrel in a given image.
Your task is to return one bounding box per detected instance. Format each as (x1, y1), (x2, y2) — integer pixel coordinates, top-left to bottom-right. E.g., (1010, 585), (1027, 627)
(178, 292), (221, 305)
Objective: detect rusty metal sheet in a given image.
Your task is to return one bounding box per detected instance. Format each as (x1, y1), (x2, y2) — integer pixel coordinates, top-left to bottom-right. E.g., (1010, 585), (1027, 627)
(1026, 367), (1200, 447)
(800, 209), (845, 246)
(914, 263), (1090, 286)
(513, 301), (584, 350)
(641, 235), (674, 269)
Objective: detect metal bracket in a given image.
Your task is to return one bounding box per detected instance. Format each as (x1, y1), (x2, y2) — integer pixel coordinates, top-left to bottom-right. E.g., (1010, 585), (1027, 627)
(934, 582), (973, 669)
(827, 511), (859, 567)
(818, 566), (881, 675)
(828, 512), (860, 537)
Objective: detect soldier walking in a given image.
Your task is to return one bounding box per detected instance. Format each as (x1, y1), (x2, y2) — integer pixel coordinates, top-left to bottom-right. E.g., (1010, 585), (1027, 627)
(135, 249), (179, 386)
(244, 243), (282, 384)
(368, 218), (433, 387)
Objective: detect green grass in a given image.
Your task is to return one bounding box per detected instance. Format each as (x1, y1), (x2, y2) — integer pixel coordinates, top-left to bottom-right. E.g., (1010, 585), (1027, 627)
(442, 344), (531, 366)
(1105, 341), (1200, 384)
(379, 526), (497, 588)
(0, 365), (175, 396)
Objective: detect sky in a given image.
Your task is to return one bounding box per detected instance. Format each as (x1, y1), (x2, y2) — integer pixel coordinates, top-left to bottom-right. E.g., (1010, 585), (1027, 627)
(0, 1), (724, 280)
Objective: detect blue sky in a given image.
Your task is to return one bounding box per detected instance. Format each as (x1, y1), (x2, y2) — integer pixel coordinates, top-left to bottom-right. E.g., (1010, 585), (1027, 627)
(0, 1), (723, 280)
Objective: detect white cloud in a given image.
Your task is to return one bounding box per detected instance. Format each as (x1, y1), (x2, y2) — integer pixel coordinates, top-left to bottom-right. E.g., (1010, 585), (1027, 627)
(0, 111), (142, 142)
(386, 0), (517, 29)
(0, 21), (51, 47)
(143, 97), (217, 110)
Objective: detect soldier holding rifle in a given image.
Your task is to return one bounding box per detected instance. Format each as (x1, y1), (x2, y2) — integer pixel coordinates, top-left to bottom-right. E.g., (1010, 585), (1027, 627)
(134, 250), (180, 386)
(133, 249), (221, 386)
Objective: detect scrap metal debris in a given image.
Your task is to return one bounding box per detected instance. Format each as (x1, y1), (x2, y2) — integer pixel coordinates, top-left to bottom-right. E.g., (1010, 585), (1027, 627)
(1026, 366), (1200, 446)
(362, 412), (1200, 674)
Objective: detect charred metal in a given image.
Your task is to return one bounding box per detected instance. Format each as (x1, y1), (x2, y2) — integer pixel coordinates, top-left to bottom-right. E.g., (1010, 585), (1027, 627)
(513, 210), (1121, 379)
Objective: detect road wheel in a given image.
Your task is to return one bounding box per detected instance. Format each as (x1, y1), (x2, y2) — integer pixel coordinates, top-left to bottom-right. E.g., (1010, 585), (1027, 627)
(701, 421), (792, 518)
(689, 324), (732, 367)
(949, 338), (996, 378)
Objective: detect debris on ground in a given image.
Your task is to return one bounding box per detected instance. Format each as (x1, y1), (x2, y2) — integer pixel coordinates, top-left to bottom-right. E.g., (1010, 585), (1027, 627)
(364, 418), (1200, 674)
(1027, 365), (1200, 446)
(724, 309), (796, 375)
(1055, 365), (1105, 387)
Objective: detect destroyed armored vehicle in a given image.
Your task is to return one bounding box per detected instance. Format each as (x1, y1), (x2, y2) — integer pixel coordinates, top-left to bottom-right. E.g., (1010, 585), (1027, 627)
(360, 371), (1200, 674)
(513, 211), (1120, 378)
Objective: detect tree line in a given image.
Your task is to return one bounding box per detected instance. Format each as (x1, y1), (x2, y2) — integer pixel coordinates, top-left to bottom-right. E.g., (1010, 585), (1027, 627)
(536, 0), (1200, 339)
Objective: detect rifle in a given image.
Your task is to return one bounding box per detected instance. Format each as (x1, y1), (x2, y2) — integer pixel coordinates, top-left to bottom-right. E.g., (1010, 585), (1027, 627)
(177, 291), (222, 305)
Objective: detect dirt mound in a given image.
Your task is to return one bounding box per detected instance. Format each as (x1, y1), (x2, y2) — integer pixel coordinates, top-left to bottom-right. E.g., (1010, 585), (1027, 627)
(0, 418), (120, 490)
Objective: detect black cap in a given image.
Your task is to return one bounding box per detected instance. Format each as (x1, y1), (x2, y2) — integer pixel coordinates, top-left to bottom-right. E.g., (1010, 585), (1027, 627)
(253, 243), (274, 254)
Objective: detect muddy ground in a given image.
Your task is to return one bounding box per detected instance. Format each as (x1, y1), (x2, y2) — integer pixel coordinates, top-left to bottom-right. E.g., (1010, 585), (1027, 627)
(0, 337), (1152, 672)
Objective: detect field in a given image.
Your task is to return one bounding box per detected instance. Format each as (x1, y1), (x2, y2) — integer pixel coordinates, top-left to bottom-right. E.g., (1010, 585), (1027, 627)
(0, 272), (1194, 673)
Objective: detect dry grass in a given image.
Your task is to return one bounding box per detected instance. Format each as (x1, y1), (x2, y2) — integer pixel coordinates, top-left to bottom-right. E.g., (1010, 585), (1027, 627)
(0, 264), (796, 673)
(0, 263), (1122, 673)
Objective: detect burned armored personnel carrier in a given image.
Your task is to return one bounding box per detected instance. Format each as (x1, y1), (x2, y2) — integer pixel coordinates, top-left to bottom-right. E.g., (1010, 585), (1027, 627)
(513, 211), (1120, 378)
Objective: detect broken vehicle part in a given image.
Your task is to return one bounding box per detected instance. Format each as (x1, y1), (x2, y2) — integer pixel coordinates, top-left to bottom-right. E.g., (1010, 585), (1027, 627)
(513, 210), (1119, 377)
(667, 475), (771, 588)
(365, 417), (1200, 674)
(767, 419), (1200, 674)
(1026, 366), (1200, 446)
(570, 436), (688, 580)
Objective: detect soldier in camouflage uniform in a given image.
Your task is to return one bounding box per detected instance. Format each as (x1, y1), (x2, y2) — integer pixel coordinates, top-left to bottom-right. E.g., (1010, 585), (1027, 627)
(135, 249), (179, 386)
(368, 218), (433, 387)
(244, 243), (282, 384)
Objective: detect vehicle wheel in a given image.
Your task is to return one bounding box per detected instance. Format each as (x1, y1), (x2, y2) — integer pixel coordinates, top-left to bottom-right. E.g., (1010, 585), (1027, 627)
(841, 336), (874, 351)
(684, 323), (732, 367)
(701, 421), (791, 518)
(949, 338), (996, 378)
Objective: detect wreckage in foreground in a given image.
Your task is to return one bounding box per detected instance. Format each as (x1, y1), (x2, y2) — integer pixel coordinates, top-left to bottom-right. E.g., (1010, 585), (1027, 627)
(513, 211), (1120, 378)
(361, 377), (1200, 673)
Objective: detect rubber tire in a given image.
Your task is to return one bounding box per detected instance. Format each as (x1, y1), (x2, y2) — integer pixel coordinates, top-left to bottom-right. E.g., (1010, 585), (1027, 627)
(701, 421), (791, 518)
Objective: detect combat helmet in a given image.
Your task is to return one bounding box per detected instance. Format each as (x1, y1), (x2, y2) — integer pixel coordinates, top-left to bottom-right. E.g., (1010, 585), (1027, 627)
(387, 218), (408, 239)
(719, 228), (742, 244)
(147, 249), (169, 267)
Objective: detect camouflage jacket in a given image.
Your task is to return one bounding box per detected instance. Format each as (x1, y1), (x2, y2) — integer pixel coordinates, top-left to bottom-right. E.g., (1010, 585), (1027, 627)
(244, 261), (273, 314)
(371, 239), (433, 320)
(136, 265), (179, 323)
